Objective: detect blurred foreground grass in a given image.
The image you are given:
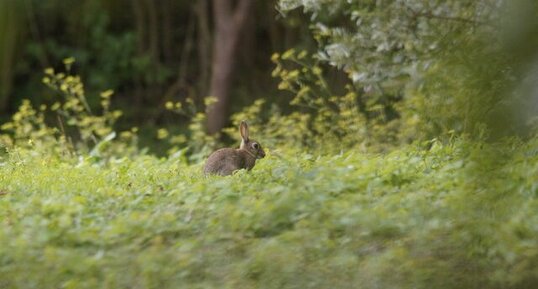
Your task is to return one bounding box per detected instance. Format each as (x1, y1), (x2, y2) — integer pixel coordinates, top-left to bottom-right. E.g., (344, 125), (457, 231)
(0, 137), (537, 289)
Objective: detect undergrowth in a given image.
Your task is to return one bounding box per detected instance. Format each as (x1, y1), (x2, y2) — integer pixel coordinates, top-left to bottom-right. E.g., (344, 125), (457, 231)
(0, 61), (537, 289)
(0, 137), (537, 289)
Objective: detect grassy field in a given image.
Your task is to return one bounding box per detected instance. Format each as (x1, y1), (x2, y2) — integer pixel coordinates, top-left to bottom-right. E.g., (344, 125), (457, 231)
(0, 138), (537, 289)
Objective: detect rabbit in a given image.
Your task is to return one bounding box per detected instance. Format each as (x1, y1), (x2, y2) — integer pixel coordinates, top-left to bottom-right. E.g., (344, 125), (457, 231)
(204, 121), (266, 176)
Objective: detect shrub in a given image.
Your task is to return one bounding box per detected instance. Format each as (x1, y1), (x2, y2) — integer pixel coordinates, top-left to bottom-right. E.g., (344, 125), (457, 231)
(1, 59), (138, 160)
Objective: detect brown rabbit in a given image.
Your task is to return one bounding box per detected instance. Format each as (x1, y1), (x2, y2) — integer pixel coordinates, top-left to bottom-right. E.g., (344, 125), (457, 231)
(203, 121), (266, 176)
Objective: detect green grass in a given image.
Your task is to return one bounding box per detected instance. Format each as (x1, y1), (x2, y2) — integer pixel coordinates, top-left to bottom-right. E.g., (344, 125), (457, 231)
(0, 139), (537, 289)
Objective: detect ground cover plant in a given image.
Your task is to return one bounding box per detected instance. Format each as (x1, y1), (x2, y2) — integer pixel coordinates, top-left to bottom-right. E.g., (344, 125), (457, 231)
(1, 131), (537, 288)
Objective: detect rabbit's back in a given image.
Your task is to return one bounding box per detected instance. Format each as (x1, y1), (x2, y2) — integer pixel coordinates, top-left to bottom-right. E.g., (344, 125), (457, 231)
(203, 148), (244, 176)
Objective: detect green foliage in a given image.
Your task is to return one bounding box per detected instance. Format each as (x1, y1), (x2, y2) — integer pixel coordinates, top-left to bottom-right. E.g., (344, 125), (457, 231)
(1, 60), (137, 159)
(3, 0), (298, 133)
(162, 97), (218, 161)
(278, 0), (496, 78)
(1, 2), (537, 288)
(20, 0), (171, 99)
(1, 137), (537, 288)
(226, 49), (413, 153)
(277, 0), (538, 142)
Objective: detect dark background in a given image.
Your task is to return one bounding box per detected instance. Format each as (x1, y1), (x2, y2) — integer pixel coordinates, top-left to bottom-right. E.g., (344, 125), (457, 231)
(0, 0), (312, 137)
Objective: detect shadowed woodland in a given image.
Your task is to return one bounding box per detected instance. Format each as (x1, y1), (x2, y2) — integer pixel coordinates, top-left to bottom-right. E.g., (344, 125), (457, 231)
(0, 0), (309, 137)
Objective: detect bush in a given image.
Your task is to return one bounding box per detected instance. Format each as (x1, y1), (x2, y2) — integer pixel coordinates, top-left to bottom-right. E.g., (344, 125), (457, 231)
(1, 60), (138, 160)
(276, 0), (538, 144)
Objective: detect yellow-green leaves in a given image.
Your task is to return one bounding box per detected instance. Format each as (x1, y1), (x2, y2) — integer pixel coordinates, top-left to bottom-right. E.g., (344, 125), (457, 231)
(157, 128), (169, 140)
(161, 96), (218, 158)
(1, 138), (537, 288)
(63, 56), (75, 67)
(1, 59), (136, 158)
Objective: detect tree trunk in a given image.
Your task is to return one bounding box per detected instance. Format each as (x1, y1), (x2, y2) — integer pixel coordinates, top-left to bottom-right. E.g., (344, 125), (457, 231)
(206, 0), (253, 134)
(195, 0), (211, 96)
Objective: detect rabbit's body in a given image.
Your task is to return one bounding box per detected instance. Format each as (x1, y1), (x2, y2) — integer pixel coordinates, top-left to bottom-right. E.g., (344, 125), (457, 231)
(203, 121), (265, 176)
(203, 148), (256, 176)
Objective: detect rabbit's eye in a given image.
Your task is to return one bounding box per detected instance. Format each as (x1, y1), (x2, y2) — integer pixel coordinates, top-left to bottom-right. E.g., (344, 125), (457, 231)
(252, 143), (259, 149)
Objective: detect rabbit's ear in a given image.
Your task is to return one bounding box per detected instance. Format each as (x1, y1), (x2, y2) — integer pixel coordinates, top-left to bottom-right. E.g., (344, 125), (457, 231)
(240, 121), (249, 142)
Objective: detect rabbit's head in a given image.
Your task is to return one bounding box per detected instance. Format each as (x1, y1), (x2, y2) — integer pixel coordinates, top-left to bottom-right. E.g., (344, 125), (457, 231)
(239, 121), (265, 159)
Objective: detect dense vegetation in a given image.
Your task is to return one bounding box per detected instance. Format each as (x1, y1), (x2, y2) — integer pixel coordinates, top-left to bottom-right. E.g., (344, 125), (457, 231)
(1, 0), (538, 288)
(1, 137), (537, 289)
(0, 0), (304, 133)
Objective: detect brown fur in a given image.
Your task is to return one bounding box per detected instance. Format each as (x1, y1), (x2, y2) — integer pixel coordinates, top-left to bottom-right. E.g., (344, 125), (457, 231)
(203, 121), (265, 176)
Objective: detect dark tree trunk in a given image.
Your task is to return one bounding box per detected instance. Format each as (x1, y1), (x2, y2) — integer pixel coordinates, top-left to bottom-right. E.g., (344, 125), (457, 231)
(206, 0), (253, 134)
(195, 0), (211, 96)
